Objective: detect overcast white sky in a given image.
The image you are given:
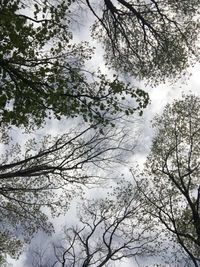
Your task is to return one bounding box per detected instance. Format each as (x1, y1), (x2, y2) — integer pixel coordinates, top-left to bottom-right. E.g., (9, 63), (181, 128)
(7, 2), (200, 266)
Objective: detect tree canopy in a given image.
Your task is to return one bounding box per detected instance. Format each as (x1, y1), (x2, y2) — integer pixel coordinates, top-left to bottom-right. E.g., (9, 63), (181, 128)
(86, 0), (200, 81)
(0, 0), (148, 129)
(1, 0), (200, 266)
(0, 124), (133, 262)
(135, 95), (200, 266)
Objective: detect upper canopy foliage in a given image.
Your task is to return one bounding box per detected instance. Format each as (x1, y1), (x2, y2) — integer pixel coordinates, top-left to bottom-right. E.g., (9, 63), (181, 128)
(0, 0), (149, 129)
(136, 95), (200, 266)
(86, 0), (200, 82)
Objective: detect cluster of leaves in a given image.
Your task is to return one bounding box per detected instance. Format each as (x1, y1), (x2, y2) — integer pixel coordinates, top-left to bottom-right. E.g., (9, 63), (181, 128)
(0, 0), (149, 129)
(87, 0), (200, 81)
(135, 95), (200, 266)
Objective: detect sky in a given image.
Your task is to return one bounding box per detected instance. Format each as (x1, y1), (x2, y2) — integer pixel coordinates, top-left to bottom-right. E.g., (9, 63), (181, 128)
(6, 1), (200, 267)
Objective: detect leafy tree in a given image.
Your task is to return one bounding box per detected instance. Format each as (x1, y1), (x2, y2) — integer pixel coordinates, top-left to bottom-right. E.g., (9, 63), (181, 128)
(27, 182), (157, 267)
(0, 0), (148, 129)
(85, 0), (200, 81)
(135, 95), (200, 266)
(0, 124), (131, 262)
(0, 1), (149, 262)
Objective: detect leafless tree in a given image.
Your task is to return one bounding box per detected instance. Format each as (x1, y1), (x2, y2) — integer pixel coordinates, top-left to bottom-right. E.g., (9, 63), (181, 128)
(28, 182), (157, 267)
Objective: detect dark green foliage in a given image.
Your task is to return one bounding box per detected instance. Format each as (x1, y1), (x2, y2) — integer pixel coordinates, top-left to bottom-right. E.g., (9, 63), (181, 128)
(87, 0), (200, 82)
(0, 0), (149, 129)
